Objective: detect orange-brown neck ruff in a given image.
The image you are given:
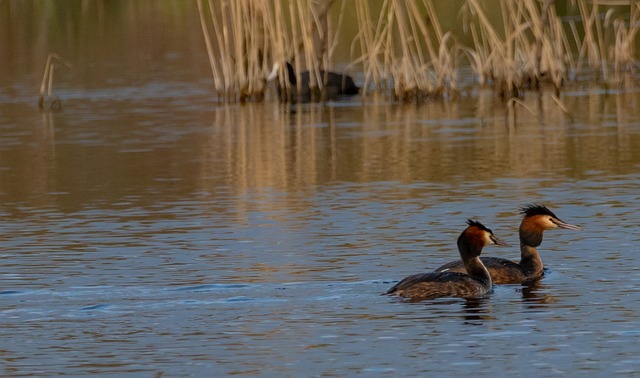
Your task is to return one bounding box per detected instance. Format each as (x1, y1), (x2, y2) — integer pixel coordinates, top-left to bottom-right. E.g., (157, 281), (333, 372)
(457, 226), (491, 284)
(519, 215), (546, 247)
(518, 216), (545, 277)
(457, 226), (485, 260)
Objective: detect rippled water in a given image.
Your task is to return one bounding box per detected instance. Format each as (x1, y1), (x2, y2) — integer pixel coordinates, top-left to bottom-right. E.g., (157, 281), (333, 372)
(3, 4), (640, 377)
(3, 80), (640, 376)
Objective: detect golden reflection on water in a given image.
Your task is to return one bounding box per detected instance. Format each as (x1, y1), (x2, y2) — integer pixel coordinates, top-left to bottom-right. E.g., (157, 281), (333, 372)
(195, 90), (640, 196)
(1, 88), (639, 214)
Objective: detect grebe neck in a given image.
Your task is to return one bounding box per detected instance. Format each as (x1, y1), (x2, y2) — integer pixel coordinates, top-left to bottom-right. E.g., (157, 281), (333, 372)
(519, 242), (543, 277)
(519, 225), (544, 277)
(464, 256), (492, 286)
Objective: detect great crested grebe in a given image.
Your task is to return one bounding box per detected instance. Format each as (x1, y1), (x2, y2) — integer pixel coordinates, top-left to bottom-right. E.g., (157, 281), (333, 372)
(433, 204), (581, 284)
(385, 220), (510, 302)
(267, 62), (359, 102)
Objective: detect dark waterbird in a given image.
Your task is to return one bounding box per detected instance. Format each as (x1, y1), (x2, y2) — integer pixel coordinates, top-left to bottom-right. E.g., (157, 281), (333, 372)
(268, 62), (359, 102)
(386, 220), (510, 302)
(433, 204), (581, 284)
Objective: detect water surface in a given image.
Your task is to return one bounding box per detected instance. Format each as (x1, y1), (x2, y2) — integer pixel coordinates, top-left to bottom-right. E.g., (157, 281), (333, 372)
(2, 3), (640, 377)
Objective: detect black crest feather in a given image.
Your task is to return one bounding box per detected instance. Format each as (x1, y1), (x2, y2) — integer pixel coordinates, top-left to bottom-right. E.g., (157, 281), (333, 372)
(466, 219), (491, 233)
(520, 203), (558, 218)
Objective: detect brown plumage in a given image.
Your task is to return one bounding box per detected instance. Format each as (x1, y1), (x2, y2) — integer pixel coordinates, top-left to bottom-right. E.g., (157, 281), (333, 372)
(433, 204), (581, 284)
(385, 220), (509, 302)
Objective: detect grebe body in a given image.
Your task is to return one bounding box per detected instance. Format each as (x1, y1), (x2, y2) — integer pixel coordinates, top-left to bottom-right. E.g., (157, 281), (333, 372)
(386, 220), (509, 302)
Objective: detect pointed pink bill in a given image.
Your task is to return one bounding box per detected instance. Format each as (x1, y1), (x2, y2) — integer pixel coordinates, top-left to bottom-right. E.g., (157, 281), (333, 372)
(553, 218), (582, 231)
(490, 235), (511, 247)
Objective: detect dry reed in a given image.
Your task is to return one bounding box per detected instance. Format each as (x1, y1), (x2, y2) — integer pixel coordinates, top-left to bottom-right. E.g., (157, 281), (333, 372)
(38, 53), (71, 111)
(197, 0), (274, 102)
(197, 0), (341, 102)
(353, 0), (458, 101)
(196, 0), (640, 103)
(460, 0), (570, 97)
(563, 0), (639, 86)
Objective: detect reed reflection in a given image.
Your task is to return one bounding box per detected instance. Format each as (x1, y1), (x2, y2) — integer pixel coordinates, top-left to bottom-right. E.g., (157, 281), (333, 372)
(0, 110), (57, 208)
(200, 90), (640, 199)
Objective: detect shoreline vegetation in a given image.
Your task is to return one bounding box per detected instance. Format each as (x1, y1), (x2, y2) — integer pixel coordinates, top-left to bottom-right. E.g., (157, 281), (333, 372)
(197, 0), (640, 103)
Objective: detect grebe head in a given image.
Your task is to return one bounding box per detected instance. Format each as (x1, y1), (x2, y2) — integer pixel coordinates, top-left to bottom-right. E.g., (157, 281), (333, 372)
(458, 219), (511, 258)
(519, 204), (581, 247)
(521, 204), (581, 231)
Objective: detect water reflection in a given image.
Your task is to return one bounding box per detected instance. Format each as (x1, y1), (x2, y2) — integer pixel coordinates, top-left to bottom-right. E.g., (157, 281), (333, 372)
(461, 298), (495, 325)
(1, 92), (639, 375)
(1, 86), (639, 215)
(518, 280), (559, 308)
(1, 33), (640, 378)
(2, 2), (640, 376)
(196, 90), (640, 198)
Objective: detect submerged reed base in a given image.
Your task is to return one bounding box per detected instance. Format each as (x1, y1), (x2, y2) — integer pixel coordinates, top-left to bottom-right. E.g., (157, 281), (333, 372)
(38, 53), (71, 112)
(198, 0), (640, 103)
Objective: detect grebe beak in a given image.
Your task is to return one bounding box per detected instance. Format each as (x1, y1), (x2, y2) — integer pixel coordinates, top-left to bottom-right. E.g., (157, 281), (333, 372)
(552, 218), (582, 231)
(491, 235), (511, 247)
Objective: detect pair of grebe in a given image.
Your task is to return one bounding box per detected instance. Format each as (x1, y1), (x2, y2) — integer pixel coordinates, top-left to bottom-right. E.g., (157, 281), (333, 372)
(386, 204), (581, 302)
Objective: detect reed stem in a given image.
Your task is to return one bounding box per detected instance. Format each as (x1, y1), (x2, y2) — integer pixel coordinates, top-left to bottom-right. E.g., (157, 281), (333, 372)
(196, 0), (639, 103)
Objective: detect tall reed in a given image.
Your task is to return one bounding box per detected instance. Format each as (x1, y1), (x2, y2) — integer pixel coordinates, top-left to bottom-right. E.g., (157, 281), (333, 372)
(198, 0), (340, 102)
(38, 53), (71, 111)
(196, 0), (640, 102)
(353, 0), (458, 101)
(197, 0), (273, 102)
(610, 3), (640, 85)
(459, 0), (571, 97)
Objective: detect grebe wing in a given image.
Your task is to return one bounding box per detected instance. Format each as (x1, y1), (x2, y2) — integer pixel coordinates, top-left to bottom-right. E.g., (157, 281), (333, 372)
(432, 259), (466, 273)
(385, 271), (468, 294)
